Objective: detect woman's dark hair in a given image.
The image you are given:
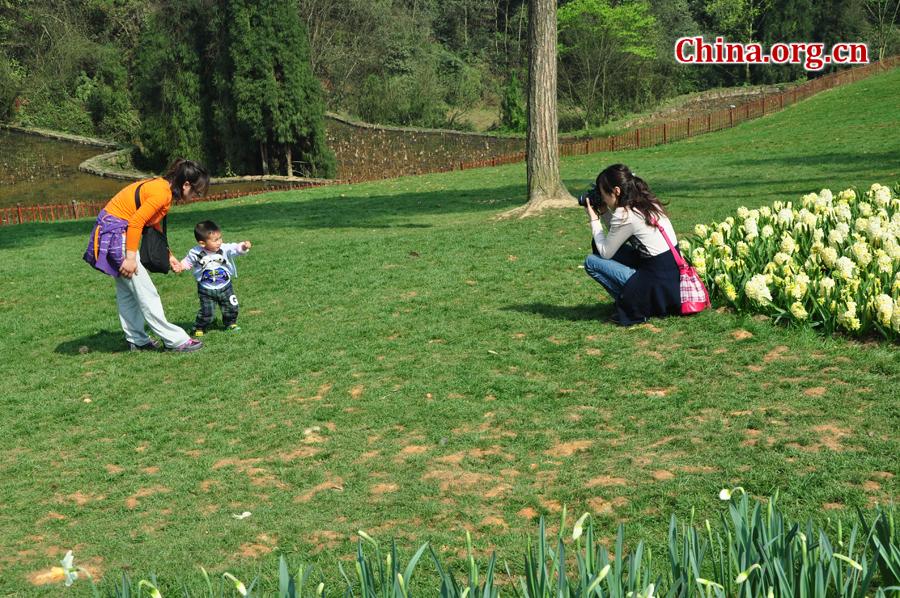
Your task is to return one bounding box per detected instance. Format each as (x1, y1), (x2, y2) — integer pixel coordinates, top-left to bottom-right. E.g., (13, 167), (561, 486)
(596, 164), (668, 226)
(164, 159), (210, 200)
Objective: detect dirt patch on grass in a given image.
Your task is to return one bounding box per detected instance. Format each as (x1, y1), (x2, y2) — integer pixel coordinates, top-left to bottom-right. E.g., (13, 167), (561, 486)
(295, 479), (344, 503)
(66, 490), (104, 505)
(422, 469), (497, 493)
(485, 483), (513, 498)
(199, 480), (221, 492)
(763, 346), (797, 362)
(308, 530), (342, 554)
(394, 445), (429, 462)
(481, 515), (508, 528)
(124, 485), (171, 509)
(278, 447), (322, 461)
(545, 440), (593, 457)
(785, 424), (856, 452)
(234, 534), (277, 559)
(541, 499), (563, 512)
(586, 476), (628, 488)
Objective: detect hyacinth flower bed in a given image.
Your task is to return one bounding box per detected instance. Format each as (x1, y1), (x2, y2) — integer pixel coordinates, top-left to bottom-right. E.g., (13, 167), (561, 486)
(35, 491), (900, 598)
(683, 183), (900, 340)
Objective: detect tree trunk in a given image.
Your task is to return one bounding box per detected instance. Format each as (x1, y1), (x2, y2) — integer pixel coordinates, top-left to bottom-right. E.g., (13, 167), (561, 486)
(500, 0), (574, 219)
(285, 143), (293, 177)
(260, 141), (270, 176)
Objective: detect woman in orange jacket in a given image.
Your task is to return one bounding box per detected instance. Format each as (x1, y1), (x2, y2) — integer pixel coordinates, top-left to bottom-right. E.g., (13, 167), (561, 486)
(86, 159), (210, 352)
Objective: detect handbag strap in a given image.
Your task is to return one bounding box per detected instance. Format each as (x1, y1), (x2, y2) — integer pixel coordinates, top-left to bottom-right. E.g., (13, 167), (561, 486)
(649, 216), (686, 268)
(133, 182), (167, 238)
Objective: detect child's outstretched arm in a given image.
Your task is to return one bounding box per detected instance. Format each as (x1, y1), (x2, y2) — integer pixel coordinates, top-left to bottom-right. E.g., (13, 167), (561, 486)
(239, 241), (252, 252)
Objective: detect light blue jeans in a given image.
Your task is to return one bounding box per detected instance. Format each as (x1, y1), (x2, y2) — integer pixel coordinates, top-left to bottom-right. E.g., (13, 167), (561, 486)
(584, 244), (640, 299)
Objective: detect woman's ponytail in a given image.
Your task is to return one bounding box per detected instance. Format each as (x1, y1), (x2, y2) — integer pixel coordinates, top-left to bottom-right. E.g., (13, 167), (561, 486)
(596, 164), (667, 226)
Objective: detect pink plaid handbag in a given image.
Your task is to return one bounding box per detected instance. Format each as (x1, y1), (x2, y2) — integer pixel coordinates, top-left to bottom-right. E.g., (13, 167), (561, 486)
(651, 218), (711, 315)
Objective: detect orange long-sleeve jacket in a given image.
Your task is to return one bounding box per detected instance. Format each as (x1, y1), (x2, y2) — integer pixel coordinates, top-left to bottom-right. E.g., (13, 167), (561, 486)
(104, 178), (172, 253)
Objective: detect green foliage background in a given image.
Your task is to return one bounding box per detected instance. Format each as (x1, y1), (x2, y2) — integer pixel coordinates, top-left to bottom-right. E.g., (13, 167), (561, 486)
(0, 0), (897, 160)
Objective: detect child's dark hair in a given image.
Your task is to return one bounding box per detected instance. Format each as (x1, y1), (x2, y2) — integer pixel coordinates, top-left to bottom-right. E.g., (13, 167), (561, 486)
(194, 220), (221, 242)
(596, 164), (668, 226)
(165, 159), (210, 200)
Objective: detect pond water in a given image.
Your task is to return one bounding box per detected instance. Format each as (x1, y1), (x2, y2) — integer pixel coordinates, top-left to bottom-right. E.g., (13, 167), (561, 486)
(0, 129), (308, 211)
(0, 120), (527, 210)
(0, 128), (122, 210)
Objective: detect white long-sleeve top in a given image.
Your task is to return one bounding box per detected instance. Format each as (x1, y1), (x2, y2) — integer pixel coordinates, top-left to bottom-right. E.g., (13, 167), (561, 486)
(591, 207), (677, 259)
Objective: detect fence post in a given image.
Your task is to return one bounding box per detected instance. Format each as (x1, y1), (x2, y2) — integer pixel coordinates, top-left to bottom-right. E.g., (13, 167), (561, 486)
(71, 200), (78, 219)
(17, 203), (23, 224)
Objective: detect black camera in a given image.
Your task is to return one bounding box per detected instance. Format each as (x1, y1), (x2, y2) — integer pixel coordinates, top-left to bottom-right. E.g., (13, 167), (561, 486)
(577, 183), (603, 211)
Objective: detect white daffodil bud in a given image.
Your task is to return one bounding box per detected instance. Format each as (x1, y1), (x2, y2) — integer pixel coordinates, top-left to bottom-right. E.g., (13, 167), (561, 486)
(573, 512), (590, 540)
(223, 573), (248, 596)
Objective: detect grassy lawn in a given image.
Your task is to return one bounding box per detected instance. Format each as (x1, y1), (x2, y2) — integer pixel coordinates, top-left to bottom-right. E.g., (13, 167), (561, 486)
(1, 67), (899, 596)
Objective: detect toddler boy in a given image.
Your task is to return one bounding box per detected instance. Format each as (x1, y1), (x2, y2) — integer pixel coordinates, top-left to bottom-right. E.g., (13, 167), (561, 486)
(180, 220), (251, 337)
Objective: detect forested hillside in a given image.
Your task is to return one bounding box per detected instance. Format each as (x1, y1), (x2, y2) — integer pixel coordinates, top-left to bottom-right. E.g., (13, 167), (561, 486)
(0, 0), (896, 177)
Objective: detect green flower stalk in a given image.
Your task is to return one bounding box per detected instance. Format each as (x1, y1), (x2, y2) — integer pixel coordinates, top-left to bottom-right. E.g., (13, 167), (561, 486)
(834, 553), (864, 571)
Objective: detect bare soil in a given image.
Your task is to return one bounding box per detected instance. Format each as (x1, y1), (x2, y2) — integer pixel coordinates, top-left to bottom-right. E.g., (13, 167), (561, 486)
(459, 84), (798, 133)
(618, 83), (800, 129)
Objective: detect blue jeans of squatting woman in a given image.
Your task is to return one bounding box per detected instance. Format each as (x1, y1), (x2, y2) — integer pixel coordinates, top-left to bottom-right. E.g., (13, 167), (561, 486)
(584, 244), (641, 299)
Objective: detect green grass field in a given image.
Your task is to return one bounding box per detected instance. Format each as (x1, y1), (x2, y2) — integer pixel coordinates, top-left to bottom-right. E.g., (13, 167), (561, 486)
(1, 67), (899, 596)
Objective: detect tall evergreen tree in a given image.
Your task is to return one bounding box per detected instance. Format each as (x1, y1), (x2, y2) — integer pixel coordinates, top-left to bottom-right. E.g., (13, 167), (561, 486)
(227, 0), (334, 177)
(133, 2), (206, 170)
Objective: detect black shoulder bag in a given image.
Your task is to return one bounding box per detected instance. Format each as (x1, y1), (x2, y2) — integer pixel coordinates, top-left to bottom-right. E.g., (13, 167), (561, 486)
(134, 182), (171, 274)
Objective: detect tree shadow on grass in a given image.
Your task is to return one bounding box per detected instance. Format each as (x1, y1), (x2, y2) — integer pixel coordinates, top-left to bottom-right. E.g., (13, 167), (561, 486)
(2, 184), (530, 250)
(503, 302), (615, 322)
(55, 329), (128, 355)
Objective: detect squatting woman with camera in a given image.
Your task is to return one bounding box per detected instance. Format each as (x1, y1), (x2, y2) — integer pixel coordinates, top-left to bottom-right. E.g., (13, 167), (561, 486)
(582, 163), (682, 325)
